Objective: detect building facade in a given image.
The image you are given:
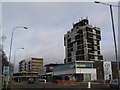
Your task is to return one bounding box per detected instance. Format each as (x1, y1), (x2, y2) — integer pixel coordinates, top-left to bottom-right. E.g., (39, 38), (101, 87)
(39, 62), (96, 81)
(19, 57), (43, 72)
(93, 61), (120, 80)
(53, 61), (96, 81)
(39, 63), (63, 76)
(64, 19), (103, 63)
(39, 19), (120, 82)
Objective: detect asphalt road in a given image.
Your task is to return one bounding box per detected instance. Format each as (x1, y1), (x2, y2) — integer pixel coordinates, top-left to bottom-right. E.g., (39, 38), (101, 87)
(5, 81), (119, 90)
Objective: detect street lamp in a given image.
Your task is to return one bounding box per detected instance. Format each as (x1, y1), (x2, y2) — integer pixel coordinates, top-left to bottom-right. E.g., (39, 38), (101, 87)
(94, 1), (120, 87)
(13, 48), (24, 73)
(8, 26), (28, 76)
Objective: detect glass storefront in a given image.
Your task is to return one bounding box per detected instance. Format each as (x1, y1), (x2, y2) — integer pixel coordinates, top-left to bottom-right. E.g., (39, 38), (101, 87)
(54, 62), (93, 72)
(54, 63), (74, 72)
(75, 62), (93, 68)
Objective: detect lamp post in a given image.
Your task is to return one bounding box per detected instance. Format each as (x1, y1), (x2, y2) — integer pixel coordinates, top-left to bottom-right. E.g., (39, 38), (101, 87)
(94, 1), (120, 87)
(8, 26), (28, 76)
(13, 48), (24, 73)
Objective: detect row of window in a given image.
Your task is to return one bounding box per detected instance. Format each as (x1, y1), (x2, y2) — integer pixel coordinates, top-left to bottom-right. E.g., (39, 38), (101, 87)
(67, 55), (103, 62)
(67, 50), (100, 58)
(86, 27), (100, 34)
(67, 44), (100, 53)
(67, 38), (100, 47)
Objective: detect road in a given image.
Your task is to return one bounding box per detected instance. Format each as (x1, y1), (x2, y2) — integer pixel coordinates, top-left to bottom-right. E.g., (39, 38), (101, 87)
(5, 81), (119, 90)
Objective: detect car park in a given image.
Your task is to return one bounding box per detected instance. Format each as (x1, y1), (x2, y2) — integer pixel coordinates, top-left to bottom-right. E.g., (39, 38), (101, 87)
(28, 78), (35, 84)
(37, 78), (46, 83)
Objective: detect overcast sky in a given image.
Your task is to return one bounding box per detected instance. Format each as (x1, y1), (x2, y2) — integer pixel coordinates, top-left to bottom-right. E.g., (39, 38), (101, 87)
(1, 2), (118, 72)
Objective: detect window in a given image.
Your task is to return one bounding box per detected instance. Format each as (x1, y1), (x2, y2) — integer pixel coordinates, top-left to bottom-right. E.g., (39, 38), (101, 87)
(77, 46), (81, 49)
(67, 49), (70, 52)
(87, 32), (93, 38)
(75, 35), (80, 40)
(96, 30), (100, 34)
(87, 39), (93, 43)
(80, 35), (83, 38)
(68, 53), (71, 57)
(97, 40), (99, 45)
(76, 56), (82, 60)
(96, 35), (101, 40)
(67, 38), (71, 42)
(67, 35), (69, 38)
(77, 29), (82, 33)
(76, 27), (79, 30)
(98, 55), (103, 60)
(84, 73), (91, 81)
(76, 51), (81, 55)
(77, 40), (83, 45)
(98, 46), (100, 50)
(98, 51), (100, 54)
(88, 50), (94, 53)
(76, 56), (84, 60)
(86, 27), (93, 32)
(70, 48), (73, 51)
(68, 58), (71, 62)
(29, 61), (31, 64)
(88, 55), (94, 59)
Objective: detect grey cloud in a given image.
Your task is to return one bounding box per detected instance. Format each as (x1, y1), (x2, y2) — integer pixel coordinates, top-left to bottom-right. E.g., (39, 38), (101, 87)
(2, 2), (118, 67)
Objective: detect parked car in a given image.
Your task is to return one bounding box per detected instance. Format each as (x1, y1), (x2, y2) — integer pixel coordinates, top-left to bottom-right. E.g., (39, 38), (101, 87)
(109, 79), (119, 88)
(37, 78), (46, 83)
(28, 78), (35, 84)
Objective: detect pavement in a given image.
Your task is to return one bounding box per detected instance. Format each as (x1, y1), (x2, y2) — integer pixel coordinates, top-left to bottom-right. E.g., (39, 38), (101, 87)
(2, 81), (119, 90)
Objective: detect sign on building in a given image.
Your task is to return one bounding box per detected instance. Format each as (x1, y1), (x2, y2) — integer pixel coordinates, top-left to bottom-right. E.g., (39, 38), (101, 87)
(3, 66), (9, 75)
(103, 61), (112, 80)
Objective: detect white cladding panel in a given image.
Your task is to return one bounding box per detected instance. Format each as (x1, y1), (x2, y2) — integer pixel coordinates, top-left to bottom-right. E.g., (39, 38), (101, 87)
(76, 68), (97, 80)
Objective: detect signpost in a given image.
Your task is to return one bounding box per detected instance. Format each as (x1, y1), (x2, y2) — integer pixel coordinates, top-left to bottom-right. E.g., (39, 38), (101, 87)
(0, 53), (2, 90)
(3, 66), (9, 75)
(3, 66), (9, 89)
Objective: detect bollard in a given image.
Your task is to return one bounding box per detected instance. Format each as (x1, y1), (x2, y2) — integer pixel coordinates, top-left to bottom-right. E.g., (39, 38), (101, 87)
(88, 82), (91, 88)
(44, 80), (46, 83)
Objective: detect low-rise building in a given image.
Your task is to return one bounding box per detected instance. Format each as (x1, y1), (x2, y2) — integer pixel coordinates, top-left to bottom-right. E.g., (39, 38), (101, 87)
(53, 61), (96, 82)
(39, 61), (96, 81)
(13, 57), (43, 81)
(39, 61), (120, 82)
(19, 57), (43, 72)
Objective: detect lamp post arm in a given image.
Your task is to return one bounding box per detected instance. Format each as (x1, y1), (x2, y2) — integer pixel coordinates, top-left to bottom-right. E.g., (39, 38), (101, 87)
(8, 26), (28, 75)
(9, 26), (23, 64)
(95, 1), (120, 7)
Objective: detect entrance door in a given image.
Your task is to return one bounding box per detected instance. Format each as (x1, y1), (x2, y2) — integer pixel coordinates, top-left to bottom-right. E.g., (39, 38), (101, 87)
(83, 73), (91, 81)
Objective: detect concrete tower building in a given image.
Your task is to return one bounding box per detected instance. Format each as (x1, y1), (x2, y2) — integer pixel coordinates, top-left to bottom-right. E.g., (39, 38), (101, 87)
(64, 19), (103, 63)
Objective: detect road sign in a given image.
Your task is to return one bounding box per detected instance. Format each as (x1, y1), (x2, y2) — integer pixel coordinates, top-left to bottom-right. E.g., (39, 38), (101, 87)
(3, 66), (9, 75)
